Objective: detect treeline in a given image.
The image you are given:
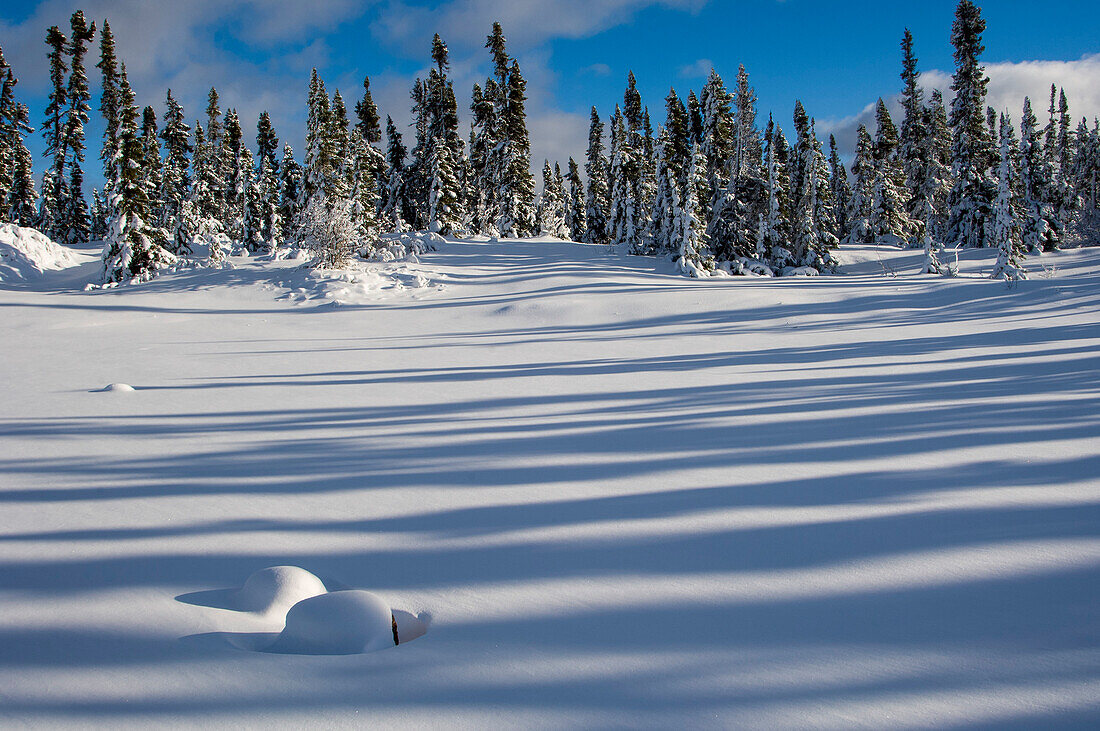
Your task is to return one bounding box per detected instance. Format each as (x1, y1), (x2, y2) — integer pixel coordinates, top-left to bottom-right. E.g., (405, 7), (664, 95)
(0, 2), (1098, 284)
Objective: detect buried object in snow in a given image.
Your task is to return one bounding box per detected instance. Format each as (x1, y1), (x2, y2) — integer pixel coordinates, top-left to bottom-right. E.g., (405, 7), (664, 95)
(263, 590), (397, 655)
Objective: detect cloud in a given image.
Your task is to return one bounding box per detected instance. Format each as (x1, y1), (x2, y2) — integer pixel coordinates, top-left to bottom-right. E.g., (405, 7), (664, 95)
(581, 63), (613, 77)
(374, 0), (708, 54)
(818, 54), (1100, 161)
(678, 58), (713, 79)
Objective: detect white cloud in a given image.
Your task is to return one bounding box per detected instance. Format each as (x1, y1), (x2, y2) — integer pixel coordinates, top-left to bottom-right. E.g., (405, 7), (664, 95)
(374, 0), (708, 54)
(678, 58), (713, 79)
(818, 54), (1100, 161)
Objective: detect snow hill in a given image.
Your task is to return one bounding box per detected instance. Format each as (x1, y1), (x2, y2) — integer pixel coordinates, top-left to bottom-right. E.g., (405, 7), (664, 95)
(0, 223), (79, 282)
(1, 235), (1099, 727)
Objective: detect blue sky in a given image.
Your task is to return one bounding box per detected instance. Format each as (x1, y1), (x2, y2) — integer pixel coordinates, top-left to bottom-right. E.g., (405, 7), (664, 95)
(2, 0), (1099, 193)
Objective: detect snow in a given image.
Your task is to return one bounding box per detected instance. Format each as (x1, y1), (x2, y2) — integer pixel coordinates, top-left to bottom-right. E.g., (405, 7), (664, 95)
(236, 565), (328, 615)
(1, 236), (1099, 727)
(265, 590), (396, 655)
(0, 223), (79, 282)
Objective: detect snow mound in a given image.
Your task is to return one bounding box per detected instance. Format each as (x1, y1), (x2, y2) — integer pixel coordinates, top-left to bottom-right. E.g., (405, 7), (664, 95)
(0, 223), (78, 282)
(263, 590), (396, 655)
(98, 383), (135, 392)
(237, 565), (328, 615)
(364, 230), (442, 262)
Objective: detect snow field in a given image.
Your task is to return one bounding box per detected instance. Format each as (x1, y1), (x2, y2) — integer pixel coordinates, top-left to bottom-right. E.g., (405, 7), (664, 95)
(1, 234), (1099, 727)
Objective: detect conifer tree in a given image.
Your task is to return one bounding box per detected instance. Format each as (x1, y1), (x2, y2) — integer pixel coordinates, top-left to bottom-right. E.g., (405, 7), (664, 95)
(828, 134), (852, 242)
(677, 142), (712, 276)
(423, 35), (464, 234)
(159, 90), (191, 252)
(760, 118), (791, 268)
(139, 106), (162, 208)
(608, 107), (639, 248)
(537, 159), (568, 237)
(847, 124), (875, 244)
(102, 67), (174, 282)
(50, 11), (95, 244)
(39, 25), (68, 238)
(946, 0), (995, 248)
(869, 99), (910, 243)
(700, 69), (733, 206)
(498, 58), (537, 236)
(709, 65), (765, 263)
(584, 107), (610, 244)
(277, 143), (302, 243)
(253, 111), (281, 252)
(382, 116), (409, 231)
(96, 19), (120, 225)
(566, 157), (586, 242)
(353, 76), (386, 221)
(991, 113), (1026, 280)
(186, 120), (226, 259)
(686, 90), (703, 146)
(220, 109), (250, 242)
(1018, 96), (1059, 252)
(898, 28), (933, 244)
(0, 49), (36, 225)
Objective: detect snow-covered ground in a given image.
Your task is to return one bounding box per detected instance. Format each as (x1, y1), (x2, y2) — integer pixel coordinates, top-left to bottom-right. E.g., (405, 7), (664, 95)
(1, 232), (1099, 728)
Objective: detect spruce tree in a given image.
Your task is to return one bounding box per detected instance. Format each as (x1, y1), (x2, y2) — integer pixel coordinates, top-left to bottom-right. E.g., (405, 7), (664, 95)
(537, 160), (568, 237)
(254, 111), (281, 252)
(96, 19), (120, 219)
(566, 157), (586, 242)
(187, 120), (226, 260)
(991, 113), (1026, 280)
(58, 11), (95, 244)
(498, 59), (536, 236)
(220, 109), (250, 243)
(700, 69), (733, 207)
(899, 28), (932, 244)
(0, 49), (36, 225)
(946, 0), (995, 248)
(159, 90), (192, 252)
(1018, 96), (1059, 252)
(828, 134), (852, 242)
(848, 124), (875, 244)
(677, 142), (712, 276)
(869, 99), (910, 243)
(102, 67), (174, 282)
(278, 143), (302, 243)
(382, 116), (409, 231)
(584, 107), (610, 244)
(39, 25), (68, 238)
(759, 119), (788, 268)
(423, 35), (464, 234)
(709, 65), (765, 263)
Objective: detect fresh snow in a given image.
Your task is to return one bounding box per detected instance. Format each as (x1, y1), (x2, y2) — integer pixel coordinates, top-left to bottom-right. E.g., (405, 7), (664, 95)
(1, 236), (1099, 727)
(0, 224), (79, 282)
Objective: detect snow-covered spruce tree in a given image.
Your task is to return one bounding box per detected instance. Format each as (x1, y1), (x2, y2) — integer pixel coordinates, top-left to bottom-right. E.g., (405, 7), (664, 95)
(277, 143), (302, 243)
(584, 107), (610, 244)
(38, 24), (68, 239)
(651, 88), (691, 254)
(186, 121), (227, 261)
(253, 111), (281, 252)
(423, 35), (465, 235)
(101, 69), (174, 283)
(699, 69), (733, 213)
(789, 107), (837, 272)
(159, 90), (191, 253)
(58, 11), (95, 245)
(991, 113), (1026, 281)
(608, 106), (640, 249)
(946, 0), (996, 248)
(898, 28), (929, 245)
(915, 96), (954, 275)
(846, 124), (875, 244)
(498, 59), (537, 236)
(677, 142), (713, 277)
(381, 116), (410, 232)
(1, 73), (36, 226)
(686, 90), (703, 146)
(1056, 88), (1076, 216)
(96, 19), (120, 224)
(467, 82), (497, 234)
(220, 109), (251, 244)
(828, 134), (852, 243)
(537, 159), (568, 238)
(0, 49), (36, 225)
(566, 157), (586, 242)
(348, 133), (381, 246)
(353, 76), (386, 231)
(760, 119), (791, 269)
(1018, 97), (1059, 253)
(1072, 119), (1100, 230)
(869, 99), (910, 244)
(709, 65), (765, 264)
(138, 105), (171, 251)
(139, 106), (163, 217)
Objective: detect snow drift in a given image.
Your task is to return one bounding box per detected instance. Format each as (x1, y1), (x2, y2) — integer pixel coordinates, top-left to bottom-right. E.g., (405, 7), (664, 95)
(0, 224), (78, 282)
